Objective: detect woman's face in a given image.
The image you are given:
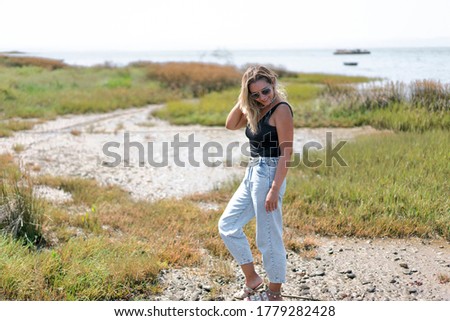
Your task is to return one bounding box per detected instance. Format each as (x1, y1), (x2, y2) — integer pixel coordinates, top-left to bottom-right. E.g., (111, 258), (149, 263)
(249, 79), (275, 107)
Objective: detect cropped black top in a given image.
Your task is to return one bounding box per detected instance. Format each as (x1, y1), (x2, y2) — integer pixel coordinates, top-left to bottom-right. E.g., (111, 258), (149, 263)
(245, 102), (293, 157)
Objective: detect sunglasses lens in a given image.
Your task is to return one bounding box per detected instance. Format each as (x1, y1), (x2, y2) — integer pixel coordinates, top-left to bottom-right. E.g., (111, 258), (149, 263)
(262, 88), (271, 95)
(250, 87), (271, 100)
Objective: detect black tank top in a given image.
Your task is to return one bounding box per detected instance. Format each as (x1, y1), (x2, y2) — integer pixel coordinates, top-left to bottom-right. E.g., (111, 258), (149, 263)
(245, 102), (293, 157)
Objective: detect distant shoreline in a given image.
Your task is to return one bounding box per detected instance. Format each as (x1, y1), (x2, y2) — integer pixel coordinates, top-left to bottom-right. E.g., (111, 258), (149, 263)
(2, 48), (450, 83)
(0, 51), (26, 54)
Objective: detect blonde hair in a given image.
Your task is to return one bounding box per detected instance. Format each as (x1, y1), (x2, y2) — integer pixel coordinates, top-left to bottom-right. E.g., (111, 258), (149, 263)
(238, 65), (286, 134)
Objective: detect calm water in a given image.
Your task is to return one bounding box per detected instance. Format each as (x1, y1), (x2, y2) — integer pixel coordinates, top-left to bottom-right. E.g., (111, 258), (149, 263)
(21, 47), (450, 83)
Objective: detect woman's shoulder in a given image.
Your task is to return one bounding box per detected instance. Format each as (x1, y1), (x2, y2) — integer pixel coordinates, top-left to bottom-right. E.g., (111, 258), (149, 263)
(273, 101), (293, 116)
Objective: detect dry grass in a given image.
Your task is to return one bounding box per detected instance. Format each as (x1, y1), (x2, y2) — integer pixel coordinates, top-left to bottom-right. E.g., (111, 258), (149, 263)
(12, 144), (25, 153)
(0, 120), (36, 137)
(285, 232), (320, 259)
(146, 62), (241, 97)
(437, 274), (450, 284)
(70, 129), (81, 136)
(410, 80), (449, 112)
(0, 55), (67, 70)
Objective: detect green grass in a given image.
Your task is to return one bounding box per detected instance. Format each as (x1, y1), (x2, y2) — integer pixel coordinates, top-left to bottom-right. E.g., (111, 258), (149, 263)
(283, 129), (450, 239)
(283, 73), (374, 84)
(153, 88), (239, 126)
(153, 74), (449, 132)
(0, 235), (164, 300)
(0, 65), (175, 120)
(153, 74), (374, 127)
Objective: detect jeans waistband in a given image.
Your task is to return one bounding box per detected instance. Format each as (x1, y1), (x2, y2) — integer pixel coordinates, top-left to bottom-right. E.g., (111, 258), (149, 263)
(248, 156), (279, 166)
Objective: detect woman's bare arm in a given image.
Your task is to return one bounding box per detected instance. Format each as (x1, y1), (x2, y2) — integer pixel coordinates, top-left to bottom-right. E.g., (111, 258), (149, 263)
(225, 103), (247, 130)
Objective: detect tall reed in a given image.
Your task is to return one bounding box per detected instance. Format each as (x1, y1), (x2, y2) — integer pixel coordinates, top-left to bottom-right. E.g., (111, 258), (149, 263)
(0, 176), (44, 246)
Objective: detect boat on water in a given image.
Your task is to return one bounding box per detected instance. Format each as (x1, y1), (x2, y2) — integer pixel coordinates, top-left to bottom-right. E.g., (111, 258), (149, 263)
(343, 62), (358, 66)
(334, 49), (370, 55)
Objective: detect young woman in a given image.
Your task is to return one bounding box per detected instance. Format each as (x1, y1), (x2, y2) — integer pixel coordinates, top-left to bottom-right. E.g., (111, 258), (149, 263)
(218, 65), (294, 301)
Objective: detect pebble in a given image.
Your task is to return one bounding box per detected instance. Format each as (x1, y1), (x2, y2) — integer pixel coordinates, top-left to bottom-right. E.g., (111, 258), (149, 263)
(311, 270), (325, 277)
(399, 263), (409, 269)
(367, 286), (376, 293)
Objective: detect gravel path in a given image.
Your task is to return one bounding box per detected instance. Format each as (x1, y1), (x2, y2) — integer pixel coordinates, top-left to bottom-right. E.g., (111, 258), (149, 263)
(152, 237), (449, 301)
(1, 105), (448, 301)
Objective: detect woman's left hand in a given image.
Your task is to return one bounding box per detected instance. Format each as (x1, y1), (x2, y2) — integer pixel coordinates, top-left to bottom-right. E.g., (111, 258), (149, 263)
(265, 188), (278, 213)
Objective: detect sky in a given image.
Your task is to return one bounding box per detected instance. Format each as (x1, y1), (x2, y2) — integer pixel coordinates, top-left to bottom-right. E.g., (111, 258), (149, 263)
(2, 0), (450, 51)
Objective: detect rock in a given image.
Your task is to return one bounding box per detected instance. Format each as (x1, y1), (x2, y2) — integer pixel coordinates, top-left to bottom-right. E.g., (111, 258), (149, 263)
(399, 263), (409, 269)
(311, 269), (325, 277)
(176, 290), (185, 300)
(366, 286), (376, 293)
(328, 249), (334, 255)
(202, 285), (212, 292)
(347, 273), (356, 279)
(190, 291), (201, 301)
(329, 286), (339, 296)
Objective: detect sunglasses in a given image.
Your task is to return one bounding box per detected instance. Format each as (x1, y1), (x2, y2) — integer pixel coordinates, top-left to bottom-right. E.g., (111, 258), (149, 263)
(250, 87), (272, 100)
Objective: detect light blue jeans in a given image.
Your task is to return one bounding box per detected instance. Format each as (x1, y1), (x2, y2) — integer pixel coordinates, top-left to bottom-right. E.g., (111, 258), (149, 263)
(218, 157), (287, 283)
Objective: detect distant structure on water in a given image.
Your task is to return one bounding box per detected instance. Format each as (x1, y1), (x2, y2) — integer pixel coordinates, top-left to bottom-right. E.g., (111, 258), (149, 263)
(343, 62), (358, 66)
(334, 49), (371, 55)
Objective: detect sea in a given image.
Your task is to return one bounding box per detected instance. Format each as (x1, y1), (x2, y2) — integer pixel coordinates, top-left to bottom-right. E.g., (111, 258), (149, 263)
(11, 47), (450, 84)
